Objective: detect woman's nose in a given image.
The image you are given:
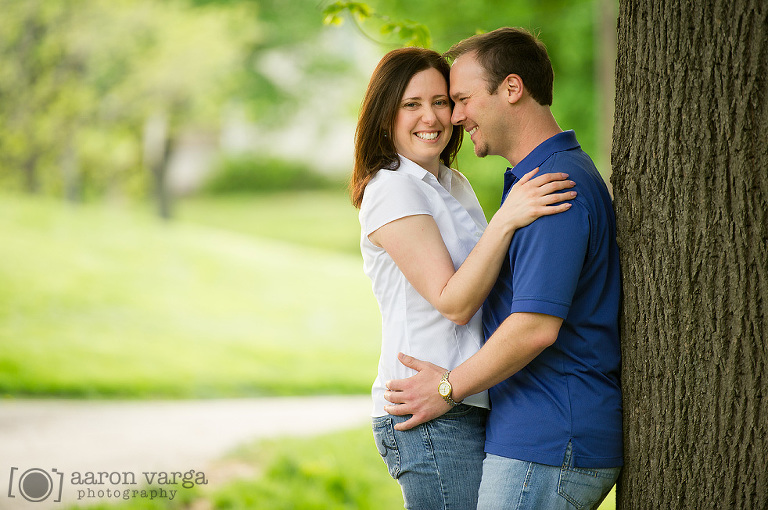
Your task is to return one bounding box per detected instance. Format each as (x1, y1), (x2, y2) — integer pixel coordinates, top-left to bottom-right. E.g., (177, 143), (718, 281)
(421, 106), (438, 123)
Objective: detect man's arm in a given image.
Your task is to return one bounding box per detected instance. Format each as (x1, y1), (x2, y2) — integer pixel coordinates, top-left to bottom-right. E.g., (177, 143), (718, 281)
(384, 312), (563, 431)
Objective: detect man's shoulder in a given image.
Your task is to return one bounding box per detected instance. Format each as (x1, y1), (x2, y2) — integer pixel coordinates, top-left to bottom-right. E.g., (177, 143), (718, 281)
(544, 150), (612, 206)
(540, 148), (596, 175)
(513, 197), (590, 244)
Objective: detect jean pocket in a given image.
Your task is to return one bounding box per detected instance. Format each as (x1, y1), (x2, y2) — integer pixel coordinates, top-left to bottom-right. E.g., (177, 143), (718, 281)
(557, 465), (620, 509)
(372, 416), (400, 479)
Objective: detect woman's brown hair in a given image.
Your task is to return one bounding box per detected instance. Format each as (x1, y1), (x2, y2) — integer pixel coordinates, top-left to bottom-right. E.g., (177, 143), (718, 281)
(350, 47), (463, 208)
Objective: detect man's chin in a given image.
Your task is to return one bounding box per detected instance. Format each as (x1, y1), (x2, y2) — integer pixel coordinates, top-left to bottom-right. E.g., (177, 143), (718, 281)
(473, 144), (489, 158)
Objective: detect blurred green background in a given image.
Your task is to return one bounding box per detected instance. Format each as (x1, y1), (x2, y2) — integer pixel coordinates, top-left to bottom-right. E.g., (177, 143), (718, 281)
(1, 0), (616, 507)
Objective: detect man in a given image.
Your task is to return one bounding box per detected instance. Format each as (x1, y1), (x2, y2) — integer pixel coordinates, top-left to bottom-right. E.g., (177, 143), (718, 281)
(383, 27), (623, 509)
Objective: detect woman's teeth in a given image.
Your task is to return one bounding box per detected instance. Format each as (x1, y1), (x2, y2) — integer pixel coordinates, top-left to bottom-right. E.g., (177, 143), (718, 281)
(416, 132), (439, 140)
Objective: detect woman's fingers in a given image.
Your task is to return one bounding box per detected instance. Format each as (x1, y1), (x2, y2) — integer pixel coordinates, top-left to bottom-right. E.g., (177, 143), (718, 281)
(525, 171), (569, 187)
(537, 201), (573, 215)
(540, 190), (577, 204)
(536, 179), (576, 195)
(515, 167), (542, 186)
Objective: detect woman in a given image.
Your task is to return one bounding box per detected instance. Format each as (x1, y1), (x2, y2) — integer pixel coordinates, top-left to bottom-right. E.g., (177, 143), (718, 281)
(351, 47), (575, 509)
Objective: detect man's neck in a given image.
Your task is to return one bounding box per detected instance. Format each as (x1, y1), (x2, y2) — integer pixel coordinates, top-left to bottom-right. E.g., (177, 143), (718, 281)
(504, 108), (562, 167)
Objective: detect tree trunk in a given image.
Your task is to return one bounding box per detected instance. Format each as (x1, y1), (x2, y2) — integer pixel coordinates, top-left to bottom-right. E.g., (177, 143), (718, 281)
(611, 1), (768, 508)
(61, 135), (81, 203)
(143, 112), (173, 220)
(22, 153), (39, 194)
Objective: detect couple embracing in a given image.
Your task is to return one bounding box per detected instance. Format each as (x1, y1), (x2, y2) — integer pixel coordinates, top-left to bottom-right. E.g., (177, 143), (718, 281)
(352, 27), (622, 510)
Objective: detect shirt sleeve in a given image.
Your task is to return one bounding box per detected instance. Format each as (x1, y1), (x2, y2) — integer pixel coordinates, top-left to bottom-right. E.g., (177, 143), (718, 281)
(359, 172), (433, 236)
(507, 202), (590, 319)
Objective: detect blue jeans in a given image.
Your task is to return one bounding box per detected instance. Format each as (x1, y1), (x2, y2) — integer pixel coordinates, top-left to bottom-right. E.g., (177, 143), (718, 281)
(372, 404), (488, 509)
(477, 442), (621, 510)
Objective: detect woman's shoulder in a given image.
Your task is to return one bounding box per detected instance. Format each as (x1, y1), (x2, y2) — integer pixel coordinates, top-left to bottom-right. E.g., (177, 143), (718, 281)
(446, 167), (482, 198)
(370, 167), (421, 184)
(448, 167), (470, 185)
(366, 168), (428, 197)
(360, 169), (434, 219)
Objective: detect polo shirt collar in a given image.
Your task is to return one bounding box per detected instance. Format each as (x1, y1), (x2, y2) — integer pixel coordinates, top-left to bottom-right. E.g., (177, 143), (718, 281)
(397, 154), (452, 192)
(503, 130), (580, 197)
(395, 153), (486, 236)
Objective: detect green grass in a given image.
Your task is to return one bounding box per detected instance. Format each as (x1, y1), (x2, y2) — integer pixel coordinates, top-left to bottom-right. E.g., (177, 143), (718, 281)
(0, 192), (379, 398)
(207, 426), (403, 510)
(175, 191), (361, 255)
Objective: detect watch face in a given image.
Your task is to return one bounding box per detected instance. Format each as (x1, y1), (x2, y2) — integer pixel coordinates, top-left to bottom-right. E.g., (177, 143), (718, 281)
(438, 381), (451, 397)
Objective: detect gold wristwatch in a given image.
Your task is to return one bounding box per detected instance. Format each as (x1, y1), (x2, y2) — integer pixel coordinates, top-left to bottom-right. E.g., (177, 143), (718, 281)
(438, 371), (461, 406)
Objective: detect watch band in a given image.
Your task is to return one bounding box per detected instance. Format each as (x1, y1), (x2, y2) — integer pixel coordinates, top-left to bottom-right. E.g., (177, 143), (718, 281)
(439, 371), (461, 407)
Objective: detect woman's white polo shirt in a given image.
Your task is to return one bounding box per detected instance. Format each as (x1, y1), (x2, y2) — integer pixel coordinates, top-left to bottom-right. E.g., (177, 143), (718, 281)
(359, 155), (491, 417)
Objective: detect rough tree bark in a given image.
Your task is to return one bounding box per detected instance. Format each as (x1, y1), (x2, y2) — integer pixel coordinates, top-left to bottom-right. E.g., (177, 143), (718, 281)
(611, 0), (768, 508)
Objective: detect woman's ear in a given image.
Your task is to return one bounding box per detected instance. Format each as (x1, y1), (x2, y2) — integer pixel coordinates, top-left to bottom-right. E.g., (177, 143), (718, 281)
(504, 74), (524, 104)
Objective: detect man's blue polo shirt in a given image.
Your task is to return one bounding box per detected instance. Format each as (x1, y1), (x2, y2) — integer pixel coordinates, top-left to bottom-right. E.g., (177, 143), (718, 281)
(482, 130), (623, 468)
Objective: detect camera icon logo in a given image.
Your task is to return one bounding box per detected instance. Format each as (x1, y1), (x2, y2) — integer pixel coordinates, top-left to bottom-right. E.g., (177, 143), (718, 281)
(7, 467), (64, 503)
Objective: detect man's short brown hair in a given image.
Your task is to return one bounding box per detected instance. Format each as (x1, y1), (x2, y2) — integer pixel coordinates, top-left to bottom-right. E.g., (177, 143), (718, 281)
(444, 27), (554, 106)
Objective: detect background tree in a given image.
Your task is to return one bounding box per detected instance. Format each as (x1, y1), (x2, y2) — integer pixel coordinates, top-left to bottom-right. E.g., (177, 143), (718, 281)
(0, 0), (248, 204)
(0, 1), (76, 195)
(611, 0), (767, 508)
(0, 0), (354, 211)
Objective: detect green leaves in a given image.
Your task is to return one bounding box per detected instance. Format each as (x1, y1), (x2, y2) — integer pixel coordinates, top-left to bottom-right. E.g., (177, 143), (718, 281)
(322, 1), (432, 48)
(322, 1), (372, 26)
(380, 19), (432, 48)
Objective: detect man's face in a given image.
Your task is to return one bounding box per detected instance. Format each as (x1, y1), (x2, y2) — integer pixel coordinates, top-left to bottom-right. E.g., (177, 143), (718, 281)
(449, 53), (507, 159)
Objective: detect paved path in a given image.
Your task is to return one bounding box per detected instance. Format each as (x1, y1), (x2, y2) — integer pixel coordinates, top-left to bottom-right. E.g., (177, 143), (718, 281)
(0, 396), (371, 509)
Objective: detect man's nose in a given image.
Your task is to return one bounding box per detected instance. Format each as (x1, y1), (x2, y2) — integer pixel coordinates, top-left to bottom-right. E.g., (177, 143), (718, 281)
(451, 104), (465, 125)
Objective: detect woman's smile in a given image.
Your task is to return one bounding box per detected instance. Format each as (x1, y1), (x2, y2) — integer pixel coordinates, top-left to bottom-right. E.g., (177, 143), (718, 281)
(393, 67), (453, 176)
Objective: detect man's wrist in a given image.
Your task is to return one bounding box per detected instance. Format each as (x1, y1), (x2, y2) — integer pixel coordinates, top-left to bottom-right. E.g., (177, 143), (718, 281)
(437, 371), (462, 406)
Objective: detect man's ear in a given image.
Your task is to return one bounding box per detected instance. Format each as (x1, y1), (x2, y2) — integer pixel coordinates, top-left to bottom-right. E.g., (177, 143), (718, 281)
(504, 74), (524, 104)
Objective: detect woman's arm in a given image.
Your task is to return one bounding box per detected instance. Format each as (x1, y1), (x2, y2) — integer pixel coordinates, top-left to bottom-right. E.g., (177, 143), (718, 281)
(367, 169), (575, 324)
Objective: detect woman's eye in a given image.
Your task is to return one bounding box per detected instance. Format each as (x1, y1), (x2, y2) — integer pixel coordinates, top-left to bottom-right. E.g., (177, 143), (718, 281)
(434, 99), (449, 107)
(402, 102), (418, 108)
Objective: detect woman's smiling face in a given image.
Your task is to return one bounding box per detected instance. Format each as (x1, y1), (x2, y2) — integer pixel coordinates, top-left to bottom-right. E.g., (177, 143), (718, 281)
(392, 67), (453, 176)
